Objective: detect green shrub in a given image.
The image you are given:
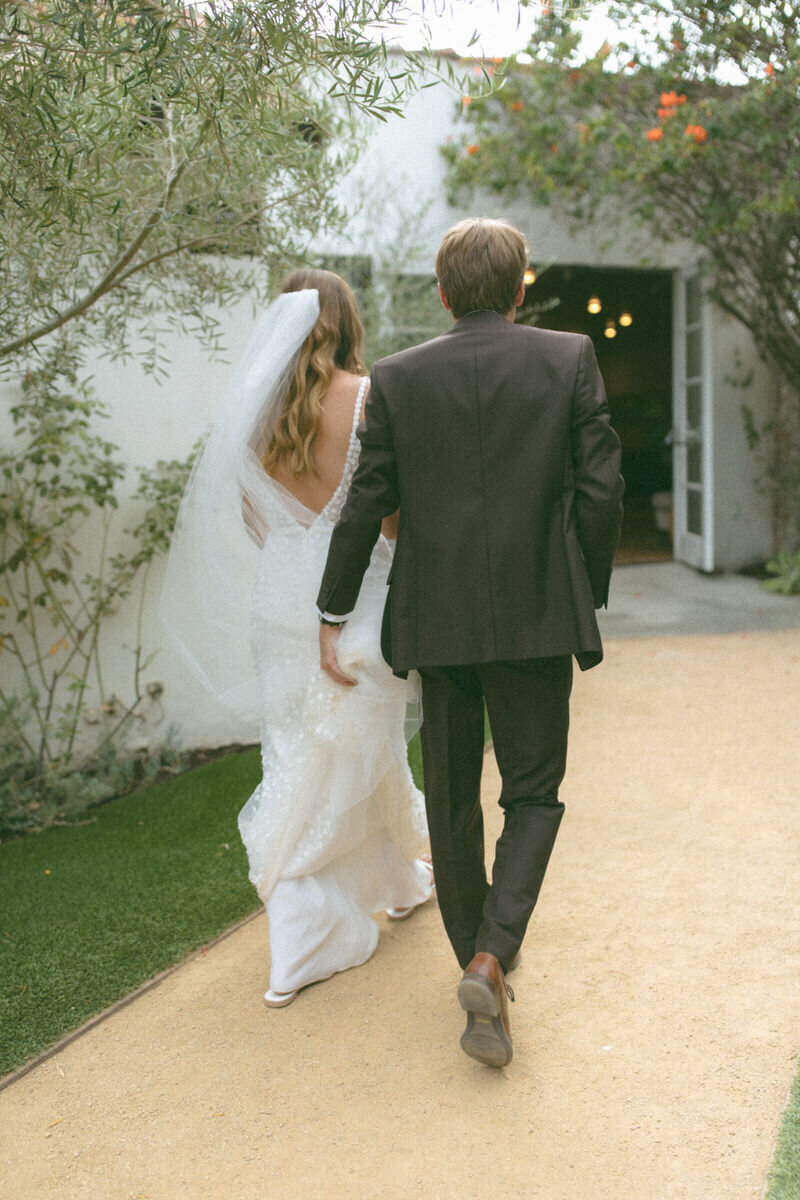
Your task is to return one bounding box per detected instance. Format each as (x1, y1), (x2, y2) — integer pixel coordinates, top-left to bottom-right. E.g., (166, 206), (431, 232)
(763, 549), (800, 596)
(0, 699), (184, 839)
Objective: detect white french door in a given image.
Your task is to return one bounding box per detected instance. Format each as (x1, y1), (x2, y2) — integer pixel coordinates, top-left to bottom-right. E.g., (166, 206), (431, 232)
(671, 269), (714, 571)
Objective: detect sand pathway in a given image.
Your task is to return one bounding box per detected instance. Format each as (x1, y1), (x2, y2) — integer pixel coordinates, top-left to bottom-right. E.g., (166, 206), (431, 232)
(1, 630), (799, 1199)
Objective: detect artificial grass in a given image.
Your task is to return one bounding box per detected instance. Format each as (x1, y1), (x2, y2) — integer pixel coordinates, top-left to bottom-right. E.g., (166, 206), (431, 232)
(0, 735), (427, 1080)
(767, 1063), (800, 1200)
(0, 747), (262, 1079)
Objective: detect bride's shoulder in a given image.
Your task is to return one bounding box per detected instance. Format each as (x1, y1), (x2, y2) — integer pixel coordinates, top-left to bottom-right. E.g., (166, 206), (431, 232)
(322, 370), (368, 419)
(328, 368), (368, 395)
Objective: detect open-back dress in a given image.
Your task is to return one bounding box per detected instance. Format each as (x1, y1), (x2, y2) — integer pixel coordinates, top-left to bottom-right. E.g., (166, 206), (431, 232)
(237, 378), (431, 994)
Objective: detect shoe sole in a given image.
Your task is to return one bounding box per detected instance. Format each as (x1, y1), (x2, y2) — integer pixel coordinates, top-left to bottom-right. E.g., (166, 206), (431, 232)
(457, 977), (513, 1068)
(460, 1013), (513, 1067)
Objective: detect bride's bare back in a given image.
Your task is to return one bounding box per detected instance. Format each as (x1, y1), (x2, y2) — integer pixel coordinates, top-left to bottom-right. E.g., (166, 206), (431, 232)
(268, 369), (363, 513)
(267, 369), (398, 537)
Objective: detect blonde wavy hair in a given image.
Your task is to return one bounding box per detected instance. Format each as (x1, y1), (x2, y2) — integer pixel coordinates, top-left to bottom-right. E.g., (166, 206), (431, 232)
(261, 268), (366, 478)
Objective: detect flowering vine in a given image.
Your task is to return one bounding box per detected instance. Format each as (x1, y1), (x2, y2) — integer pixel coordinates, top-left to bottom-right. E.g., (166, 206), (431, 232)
(646, 88), (705, 146)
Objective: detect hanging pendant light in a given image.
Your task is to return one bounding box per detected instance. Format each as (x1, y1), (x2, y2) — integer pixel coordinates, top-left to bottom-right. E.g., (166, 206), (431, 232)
(619, 310), (633, 327)
(604, 319), (617, 339)
(587, 295), (602, 314)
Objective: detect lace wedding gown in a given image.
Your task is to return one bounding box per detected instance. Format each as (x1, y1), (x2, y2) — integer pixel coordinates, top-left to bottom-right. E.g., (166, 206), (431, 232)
(237, 378), (431, 994)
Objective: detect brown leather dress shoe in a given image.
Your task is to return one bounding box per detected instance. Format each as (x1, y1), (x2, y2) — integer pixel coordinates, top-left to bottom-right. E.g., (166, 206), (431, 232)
(457, 952), (514, 1067)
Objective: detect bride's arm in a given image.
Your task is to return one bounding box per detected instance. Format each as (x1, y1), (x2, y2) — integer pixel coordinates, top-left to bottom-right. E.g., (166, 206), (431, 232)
(241, 488), (268, 547)
(381, 510), (399, 539)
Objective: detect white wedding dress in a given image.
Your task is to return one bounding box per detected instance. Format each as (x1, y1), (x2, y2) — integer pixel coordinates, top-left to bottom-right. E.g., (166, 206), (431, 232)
(237, 378), (431, 994)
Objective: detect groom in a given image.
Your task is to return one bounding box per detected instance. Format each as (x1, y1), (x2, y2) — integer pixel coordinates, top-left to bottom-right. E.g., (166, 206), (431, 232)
(317, 218), (624, 1067)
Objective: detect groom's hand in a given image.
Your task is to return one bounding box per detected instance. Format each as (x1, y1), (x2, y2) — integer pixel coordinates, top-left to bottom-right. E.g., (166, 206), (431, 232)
(319, 623), (357, 687)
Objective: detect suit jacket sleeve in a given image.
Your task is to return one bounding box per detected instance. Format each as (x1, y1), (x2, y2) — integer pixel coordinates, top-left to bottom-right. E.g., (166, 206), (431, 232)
(570, 335), (625, 608)
(316, 367), (400, 618)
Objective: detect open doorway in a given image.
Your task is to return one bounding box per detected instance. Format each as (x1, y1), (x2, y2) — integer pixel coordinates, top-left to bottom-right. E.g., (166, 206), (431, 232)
(522, 265), (674, 564)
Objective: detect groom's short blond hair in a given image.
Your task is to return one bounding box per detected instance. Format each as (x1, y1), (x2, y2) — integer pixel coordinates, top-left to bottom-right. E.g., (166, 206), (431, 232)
(435, 218), (528, 319)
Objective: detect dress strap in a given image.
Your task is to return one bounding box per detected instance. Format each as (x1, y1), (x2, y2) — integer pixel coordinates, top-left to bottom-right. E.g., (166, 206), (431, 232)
(352, 375), (369, 434)
(317, 376), (369, 525)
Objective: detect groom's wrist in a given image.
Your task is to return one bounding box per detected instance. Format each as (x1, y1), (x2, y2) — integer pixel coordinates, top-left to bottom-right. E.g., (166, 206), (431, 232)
(317, 607), (352, 627)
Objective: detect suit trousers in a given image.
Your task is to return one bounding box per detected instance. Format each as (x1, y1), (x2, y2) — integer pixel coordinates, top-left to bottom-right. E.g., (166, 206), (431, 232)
(418, 656), (572, 971)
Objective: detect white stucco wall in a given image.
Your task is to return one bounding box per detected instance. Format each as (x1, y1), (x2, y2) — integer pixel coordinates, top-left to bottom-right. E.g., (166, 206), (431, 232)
(2, 302), (262, 758)
(86, 304), (264, 751)
(709, 307), (775, 569)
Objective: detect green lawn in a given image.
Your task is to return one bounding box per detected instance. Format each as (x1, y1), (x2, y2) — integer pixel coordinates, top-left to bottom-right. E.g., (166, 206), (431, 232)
(768, 1066), (800, 1200)
(0, 736), (426, 1080)
(0, 747), (263, 1078)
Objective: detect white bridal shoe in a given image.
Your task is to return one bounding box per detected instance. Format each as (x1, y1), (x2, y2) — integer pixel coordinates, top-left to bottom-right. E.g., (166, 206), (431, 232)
(263, 987), (299, 1008)
(385, 855), (435, 921)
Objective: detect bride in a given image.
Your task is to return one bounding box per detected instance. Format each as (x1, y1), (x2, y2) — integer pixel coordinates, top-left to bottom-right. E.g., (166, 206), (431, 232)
(161, 269), (433, 1007)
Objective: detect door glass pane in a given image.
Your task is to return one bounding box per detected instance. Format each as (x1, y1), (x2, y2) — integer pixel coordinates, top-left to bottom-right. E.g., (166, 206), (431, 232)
(688, 442), (702, 483)
(688, 488), (703, 535)
(687, 328), (702, 379)
(687, 381), (702, 428)
(687, 275), (701, 325)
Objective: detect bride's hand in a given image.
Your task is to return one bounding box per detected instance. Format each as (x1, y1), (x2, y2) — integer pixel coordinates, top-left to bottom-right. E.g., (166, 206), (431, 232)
(319, 624), (358, 687)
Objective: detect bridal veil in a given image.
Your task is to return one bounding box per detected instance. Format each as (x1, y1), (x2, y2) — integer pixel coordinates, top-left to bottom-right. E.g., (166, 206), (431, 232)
(159, 289), (321, 726)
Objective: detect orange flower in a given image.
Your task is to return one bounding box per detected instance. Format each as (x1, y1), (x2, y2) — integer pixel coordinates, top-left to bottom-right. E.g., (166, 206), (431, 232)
(685, 123), (707, 144)
(673, 39), (683, 50)
(466, 144), (480, 155)
(626, 60), (636, 69)
(462, 95), (472, 106)
(657, 106), (675, 120)
(766, 62), (775, 76)
(511, 101), (524, 112)
(646, 127), (664, 142)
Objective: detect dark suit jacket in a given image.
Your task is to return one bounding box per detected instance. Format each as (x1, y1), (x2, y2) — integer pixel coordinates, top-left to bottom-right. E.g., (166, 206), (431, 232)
(317, 309), (624, 673)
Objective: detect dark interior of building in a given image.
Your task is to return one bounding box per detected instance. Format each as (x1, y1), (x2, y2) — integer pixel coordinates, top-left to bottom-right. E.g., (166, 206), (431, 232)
(522, 265), (674, 563)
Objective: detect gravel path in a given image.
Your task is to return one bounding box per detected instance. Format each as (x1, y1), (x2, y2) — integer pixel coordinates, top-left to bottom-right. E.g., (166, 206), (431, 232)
(2, 629), (799, 1200)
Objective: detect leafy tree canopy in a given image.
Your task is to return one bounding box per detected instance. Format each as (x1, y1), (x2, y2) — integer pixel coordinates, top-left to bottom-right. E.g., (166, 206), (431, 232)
(445, 1), (800, 397)
(0, 0), (419, 372)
